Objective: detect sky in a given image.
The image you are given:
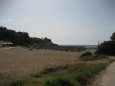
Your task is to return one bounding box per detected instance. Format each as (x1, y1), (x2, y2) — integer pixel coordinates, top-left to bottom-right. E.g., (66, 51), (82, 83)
(0, 0), (115, 45)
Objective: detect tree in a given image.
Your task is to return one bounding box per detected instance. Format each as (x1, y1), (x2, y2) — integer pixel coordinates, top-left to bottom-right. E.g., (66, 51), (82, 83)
(0, 26), (17, 41)
(43, 37), (52, 43)
(95, 41), (115, 56)
(111, 32), (115, 41)
(95, 32), (115, 56)
(0, 26), (53, 47)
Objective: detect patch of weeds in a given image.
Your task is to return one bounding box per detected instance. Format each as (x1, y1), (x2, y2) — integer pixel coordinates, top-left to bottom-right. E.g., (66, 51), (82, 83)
(42, 65), (69, 74)
(74, 63), (107, 85)
(80, 52), (92, 57)
(75, 72), (89, 85)
(40, 76), (81, 86)
(79, 53), (108, 61)
(40, 63), (108, 86)
(10, 79), (37, 86)
(33, 65), (69, 78)
(42, 67), (58, 74)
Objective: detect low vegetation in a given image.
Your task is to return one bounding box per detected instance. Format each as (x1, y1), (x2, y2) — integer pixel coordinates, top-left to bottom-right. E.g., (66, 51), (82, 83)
(9, 59), (114, 86)
(40, 63), (109, 86)
(40, 76), (81, 86)
(74, 63), (107, 85)
(79, 52), (108, 61)
(80, 52), (92, 57)
(32, 65), (69, 78)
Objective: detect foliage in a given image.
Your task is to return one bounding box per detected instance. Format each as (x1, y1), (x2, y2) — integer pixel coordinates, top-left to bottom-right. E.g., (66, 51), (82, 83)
(95, 41), (115, 56)
(32, 65), (69, 77)
(80, 52), (94, 61)
(79, 55), (108, 61)
(96, 32), (115, 56)
(11, 61), (114, 86)
(40, 76), (81, 86)
(40, 63), (108, 86)
(0, 26), (52, 47)
(111, 32), (115, 41)
(80, 52), (92, 57)
(74, 63), (107, 85)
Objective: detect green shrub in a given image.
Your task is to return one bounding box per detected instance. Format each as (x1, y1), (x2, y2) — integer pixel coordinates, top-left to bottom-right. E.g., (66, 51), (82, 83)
(75, 73), (89, 85)
(80, 51), (108, 61)
(40, 76), (81, 86)
(80, 52), (92, 57)
(12, 63), (110, 86)
(79, 52), (93, 61)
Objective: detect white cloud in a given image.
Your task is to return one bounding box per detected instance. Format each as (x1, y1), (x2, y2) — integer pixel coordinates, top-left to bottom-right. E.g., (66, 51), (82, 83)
(0, 18), (14, 23)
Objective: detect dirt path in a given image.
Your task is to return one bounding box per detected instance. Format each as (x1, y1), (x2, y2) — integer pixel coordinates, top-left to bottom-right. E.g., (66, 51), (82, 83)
(91, 60), (115, 86)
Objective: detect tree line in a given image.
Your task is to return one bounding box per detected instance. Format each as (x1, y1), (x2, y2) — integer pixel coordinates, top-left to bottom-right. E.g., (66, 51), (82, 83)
(0, 26), (52, 47)
(96, 32), (115, 56)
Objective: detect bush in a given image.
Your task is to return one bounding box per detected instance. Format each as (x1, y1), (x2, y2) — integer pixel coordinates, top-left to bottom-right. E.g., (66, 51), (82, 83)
(75, 73), (88, 85)
(79, 51), (108, 61)
(80, 52), (92, 57)
(79, 55), (108, 61)
(79, 52), (93, 61)
(40, 76), (81, 86)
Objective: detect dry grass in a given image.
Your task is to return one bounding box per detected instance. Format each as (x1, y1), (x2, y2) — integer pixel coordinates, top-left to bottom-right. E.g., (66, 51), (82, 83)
(0, 47), (84, 86)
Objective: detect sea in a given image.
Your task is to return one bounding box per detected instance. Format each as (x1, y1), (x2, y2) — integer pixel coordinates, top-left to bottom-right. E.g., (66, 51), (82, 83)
(60, 44), (98, 49)
(85, 45), (98, 48)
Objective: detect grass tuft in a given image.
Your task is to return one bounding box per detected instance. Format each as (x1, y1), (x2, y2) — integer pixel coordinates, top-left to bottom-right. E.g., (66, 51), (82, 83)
(32, 65), (69, 77)
(40, 76), (81, 86)
(74, 63), (107, 85)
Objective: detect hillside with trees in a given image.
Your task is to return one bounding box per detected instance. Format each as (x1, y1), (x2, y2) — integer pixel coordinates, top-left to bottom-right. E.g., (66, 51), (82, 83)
(0, 26), (86, 51)
(96, 32), (115, 56)
(0, 26), (52, 47)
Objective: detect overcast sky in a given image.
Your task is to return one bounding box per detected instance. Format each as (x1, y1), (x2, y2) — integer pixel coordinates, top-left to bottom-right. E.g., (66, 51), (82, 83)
(0, 0), (115, 45)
